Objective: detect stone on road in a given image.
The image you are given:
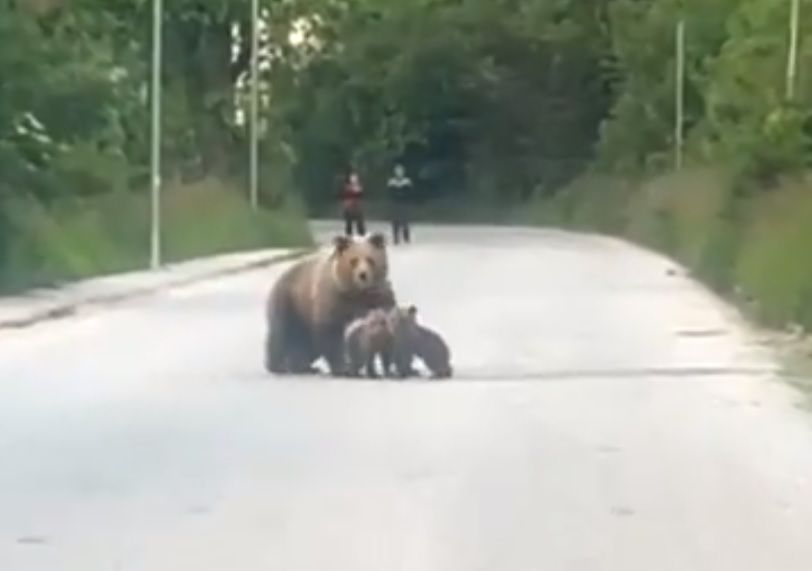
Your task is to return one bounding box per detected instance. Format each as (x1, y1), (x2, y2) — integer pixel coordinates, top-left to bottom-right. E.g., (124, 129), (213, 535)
(1, 223), (811, 571)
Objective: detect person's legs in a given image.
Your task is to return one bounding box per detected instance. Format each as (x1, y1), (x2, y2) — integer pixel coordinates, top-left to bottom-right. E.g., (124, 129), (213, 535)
(391, 204), (404, 244)
(356, 210), (366, 236)
(343, 210), (353, 236)
(401, 203), (412, 243)
(391, 220), (399, 244)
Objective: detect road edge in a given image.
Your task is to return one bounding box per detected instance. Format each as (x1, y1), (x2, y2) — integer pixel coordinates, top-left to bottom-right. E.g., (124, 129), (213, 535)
(0, 248), (310, 331)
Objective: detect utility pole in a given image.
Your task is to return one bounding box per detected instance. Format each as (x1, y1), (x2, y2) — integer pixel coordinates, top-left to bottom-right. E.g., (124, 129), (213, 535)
(787, 0), (801, 101)
(150, 0), (163, 269)
(675, 18), (685, 171)
(249, 0), (260, 210)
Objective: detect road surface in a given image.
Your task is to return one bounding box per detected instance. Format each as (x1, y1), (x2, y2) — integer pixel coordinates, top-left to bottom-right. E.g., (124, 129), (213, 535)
(1, 222), (812, 571)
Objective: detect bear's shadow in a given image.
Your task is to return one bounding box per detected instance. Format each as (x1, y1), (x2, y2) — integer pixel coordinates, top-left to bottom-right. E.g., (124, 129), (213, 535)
(276, 361), (445, 382)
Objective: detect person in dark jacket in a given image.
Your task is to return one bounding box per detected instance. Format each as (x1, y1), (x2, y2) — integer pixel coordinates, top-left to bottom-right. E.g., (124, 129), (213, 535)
(340, 170), (366, 236)
(387, 164), (414, 244)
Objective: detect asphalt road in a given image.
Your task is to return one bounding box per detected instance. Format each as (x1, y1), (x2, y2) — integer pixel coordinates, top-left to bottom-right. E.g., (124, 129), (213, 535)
(2, 222), (812, 571)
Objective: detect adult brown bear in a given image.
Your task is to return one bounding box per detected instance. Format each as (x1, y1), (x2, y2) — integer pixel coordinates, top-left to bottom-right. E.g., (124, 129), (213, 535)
(264, 233), (396, 376)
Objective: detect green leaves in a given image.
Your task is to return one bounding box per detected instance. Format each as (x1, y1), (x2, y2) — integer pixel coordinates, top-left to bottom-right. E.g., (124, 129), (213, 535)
(271, 0), (615, 204)
(0, 3), (128, 201)
(5, 0), (804, 224)
(599, 0), (812, 184)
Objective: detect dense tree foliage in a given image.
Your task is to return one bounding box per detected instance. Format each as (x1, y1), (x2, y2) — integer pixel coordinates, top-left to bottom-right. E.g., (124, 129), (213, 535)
(0, 0), (617, 217)
(601, 0), (812, 187)
(1, 0), (810, 218)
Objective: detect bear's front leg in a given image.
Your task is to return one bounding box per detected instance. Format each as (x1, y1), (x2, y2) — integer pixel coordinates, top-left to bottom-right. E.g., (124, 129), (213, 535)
(381, 350), (394, 378)
(285, 325), (319, 374)
(365, 354), (380, 379)
(318, 327), (348, 377)
(391, 350), (414, 379)
(345, 351), (363, 377)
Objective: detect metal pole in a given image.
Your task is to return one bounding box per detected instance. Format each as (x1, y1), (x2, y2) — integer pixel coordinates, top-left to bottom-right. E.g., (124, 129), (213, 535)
(675, 18), (685, 171)
(787, 0), (801, 101)
(150, 0), (163, 269)
(249, 0), (260, 210)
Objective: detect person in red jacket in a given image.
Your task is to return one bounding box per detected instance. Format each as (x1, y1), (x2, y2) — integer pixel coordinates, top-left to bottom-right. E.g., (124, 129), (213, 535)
(340, 169), (366, 236)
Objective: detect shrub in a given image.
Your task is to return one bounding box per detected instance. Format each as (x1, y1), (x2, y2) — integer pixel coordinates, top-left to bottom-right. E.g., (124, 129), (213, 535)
(735, 176), (812, 328)
(0, 178), (311, 292)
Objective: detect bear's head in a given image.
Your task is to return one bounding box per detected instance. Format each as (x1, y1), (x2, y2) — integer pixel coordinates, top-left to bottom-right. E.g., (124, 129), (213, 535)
(331, 233), (389, 292)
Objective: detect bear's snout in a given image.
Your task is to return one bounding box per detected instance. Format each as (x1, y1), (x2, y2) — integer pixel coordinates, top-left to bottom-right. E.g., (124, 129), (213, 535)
(354, 267), (371, 286)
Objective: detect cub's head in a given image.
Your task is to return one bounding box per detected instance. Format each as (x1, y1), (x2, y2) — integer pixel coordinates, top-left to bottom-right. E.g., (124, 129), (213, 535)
(387, 305), (418, 337)
(331, 233), (389, 292)
(365, 309), (391, 339)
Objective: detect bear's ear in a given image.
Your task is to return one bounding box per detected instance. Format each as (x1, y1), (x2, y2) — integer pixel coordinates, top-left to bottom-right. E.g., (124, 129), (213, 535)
(367, 232), (386, 250)
(332, 235), (352, 253)
(407, 305), (417, 317)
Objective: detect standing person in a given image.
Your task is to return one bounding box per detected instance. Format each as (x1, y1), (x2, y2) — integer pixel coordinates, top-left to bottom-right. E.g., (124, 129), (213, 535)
(387, 163), (414, 244)
(340, 169), (366, 236)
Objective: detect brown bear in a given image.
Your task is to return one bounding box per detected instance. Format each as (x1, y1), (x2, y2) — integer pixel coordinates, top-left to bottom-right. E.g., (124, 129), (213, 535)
(387, 305), (453, 379)
(264, 232), (396, 376)
(344, 309), (394, 379)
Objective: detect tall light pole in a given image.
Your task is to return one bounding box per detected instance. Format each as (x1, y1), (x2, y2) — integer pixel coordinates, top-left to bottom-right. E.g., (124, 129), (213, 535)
(675, 18), (685, 171)
(150, 0), (163, 269)
(787, 0), (801, 101)
(249, 0), (260, 210)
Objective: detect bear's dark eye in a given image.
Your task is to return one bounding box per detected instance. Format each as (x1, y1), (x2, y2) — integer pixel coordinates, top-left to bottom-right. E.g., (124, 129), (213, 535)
(350, 257), (359, 268)
(366, 257), (375, 268)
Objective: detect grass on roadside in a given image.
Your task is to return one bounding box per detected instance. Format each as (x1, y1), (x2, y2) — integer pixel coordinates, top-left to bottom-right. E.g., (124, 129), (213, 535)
(0, 178), (312, 292)
(523, 167), (812, 335)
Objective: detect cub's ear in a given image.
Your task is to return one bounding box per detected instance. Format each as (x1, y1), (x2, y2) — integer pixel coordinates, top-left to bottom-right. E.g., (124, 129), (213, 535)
(332, 235), (352, 253)
(367, 232), (386, 250)
(407, 305), (418, 317)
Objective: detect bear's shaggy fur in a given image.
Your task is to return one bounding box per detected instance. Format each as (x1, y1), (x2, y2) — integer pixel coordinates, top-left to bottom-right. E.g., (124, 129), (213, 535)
(387, 305), (420, 378)
(264, 233), (396, 376)
(344, 309), (394, 378)
(387, 305), (453, 379)
(413, 324), (453, 379)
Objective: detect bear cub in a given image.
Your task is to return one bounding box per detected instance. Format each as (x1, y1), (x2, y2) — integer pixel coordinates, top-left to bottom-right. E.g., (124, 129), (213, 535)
(387, 305), (453, 379)
(344, 308), (394, 378)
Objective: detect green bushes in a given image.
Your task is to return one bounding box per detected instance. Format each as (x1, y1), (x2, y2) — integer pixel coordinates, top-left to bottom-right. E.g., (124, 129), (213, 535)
(159, 180), (312, 260)
(519, 175), (632, 233)
(736, 179), (812, 327)
(624, 169), (739, 287)
(528, 168), (812, 331)
(0, 179), (311, 292)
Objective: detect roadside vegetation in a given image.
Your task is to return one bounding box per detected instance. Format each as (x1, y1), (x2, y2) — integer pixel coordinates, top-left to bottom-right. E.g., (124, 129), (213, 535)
(1, 179), (311, 291)
(522, 0), (812, 338)
(0, 0), (311, 292)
